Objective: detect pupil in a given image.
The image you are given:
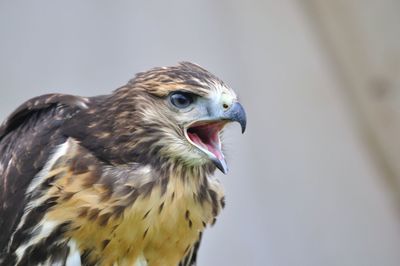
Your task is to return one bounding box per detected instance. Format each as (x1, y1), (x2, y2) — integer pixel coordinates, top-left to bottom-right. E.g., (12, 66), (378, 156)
(178, 97), (187, 104)
(170, 92), (193, 108)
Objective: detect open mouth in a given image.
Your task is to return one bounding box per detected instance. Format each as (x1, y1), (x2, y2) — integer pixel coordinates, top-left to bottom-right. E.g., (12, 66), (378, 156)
(185, 120), (227, 160)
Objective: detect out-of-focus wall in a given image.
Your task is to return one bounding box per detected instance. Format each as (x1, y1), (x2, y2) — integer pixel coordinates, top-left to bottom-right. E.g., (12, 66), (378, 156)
(1, 1), (400, 265)
(305, 0), (400, 206)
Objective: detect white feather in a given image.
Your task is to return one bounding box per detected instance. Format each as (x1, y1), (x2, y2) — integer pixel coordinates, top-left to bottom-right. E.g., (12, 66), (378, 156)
(9, 140), (71, 259)
(134, 253), (148, 266)
(66, 240), (81, 266)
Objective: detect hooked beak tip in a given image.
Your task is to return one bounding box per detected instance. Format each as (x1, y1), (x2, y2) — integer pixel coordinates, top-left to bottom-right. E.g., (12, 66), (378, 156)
(241, 122), (246, 134)
(225, 102), (247, 134)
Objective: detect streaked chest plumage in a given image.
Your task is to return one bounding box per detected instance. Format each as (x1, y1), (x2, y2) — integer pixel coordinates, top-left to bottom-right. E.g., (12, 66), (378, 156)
(11, 139), (224, 266)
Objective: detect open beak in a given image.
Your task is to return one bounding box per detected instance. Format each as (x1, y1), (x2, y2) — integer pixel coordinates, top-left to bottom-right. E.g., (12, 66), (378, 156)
(185, 102), (246, 174)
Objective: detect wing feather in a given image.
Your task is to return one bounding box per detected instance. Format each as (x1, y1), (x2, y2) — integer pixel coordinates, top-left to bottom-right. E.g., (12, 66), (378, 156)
(0, 94), (88, 254)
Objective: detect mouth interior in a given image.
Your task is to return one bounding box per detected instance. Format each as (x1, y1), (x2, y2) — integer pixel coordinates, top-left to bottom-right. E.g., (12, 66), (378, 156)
(186, 121), (225, 160)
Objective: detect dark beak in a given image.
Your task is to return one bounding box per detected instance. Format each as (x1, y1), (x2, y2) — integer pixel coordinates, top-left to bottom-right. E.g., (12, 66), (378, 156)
(212, 102), (247, 174)
(212, 157), (229, 174)
(223, 102), (247, 133)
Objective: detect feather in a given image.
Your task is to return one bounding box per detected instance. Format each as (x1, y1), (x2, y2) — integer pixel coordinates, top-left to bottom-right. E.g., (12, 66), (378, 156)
(0, 62), (242, 265)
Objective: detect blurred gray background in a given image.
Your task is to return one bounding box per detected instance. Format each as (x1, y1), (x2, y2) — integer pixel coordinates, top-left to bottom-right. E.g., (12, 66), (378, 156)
(1, 1), (400, 265)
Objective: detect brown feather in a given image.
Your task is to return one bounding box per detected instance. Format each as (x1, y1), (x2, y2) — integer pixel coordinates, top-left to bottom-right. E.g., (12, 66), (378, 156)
(1, 62), (237, 265)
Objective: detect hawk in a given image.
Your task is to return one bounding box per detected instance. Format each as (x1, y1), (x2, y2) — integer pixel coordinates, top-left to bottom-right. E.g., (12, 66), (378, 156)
(0, 62), (246, 266)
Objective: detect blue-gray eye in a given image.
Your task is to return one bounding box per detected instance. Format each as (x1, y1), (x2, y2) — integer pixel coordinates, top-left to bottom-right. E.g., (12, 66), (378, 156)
(170, 92), (194, 108)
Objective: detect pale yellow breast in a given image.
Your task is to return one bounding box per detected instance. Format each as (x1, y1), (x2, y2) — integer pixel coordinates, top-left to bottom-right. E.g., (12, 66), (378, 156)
(43, 155), (224, 266)
(112, 174), (223, 266)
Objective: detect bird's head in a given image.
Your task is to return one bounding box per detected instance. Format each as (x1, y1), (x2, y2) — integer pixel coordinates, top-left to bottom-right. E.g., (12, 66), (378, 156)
(125, 62), (247, 173)
(79, 62), (246, 174)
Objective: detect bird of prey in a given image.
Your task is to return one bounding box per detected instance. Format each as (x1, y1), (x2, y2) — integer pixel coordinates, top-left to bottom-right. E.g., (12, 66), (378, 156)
(0, 62), (246, 266)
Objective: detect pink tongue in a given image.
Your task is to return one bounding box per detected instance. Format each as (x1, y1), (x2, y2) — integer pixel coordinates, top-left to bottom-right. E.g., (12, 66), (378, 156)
(188, 132), (223, 160)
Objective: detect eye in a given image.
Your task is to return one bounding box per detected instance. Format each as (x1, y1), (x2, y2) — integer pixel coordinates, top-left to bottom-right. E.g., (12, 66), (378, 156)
(169, 92), (194, 109)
